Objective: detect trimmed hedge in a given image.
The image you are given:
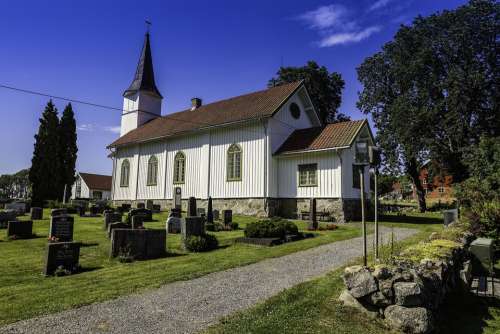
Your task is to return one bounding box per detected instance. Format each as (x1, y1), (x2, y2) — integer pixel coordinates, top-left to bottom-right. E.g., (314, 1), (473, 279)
(183, 234), (219, 252)
(244, 218), (298, 239)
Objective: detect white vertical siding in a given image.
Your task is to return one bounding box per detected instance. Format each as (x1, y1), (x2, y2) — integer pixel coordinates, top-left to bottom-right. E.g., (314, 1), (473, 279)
(135, 141), (166, 199)
(277, 151), (342, 198)
(112, 145), (139, 200)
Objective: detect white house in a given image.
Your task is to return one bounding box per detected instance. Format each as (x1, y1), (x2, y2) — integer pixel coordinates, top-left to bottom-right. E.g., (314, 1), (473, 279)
(71, 172), (112, 200)
(108, 33), (374, 222)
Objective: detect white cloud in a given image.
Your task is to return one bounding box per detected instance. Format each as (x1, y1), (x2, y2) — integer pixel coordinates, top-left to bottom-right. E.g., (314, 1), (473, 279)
(368, 0), (391, 12)
(77, 124), (95, 132)
(77, 123), (120, 134)
(103, 126), (121, 134)
(319, 26), (381, 47)
(299, 4), (349, 30)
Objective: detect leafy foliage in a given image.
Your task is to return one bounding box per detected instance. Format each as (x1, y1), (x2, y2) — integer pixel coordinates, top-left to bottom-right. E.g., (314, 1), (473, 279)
(244, 218), (299, 239)
(59, 103), (78, 202)
(268, 61), (348, 123)
(0, 169), (30, 198)
(183, 234), (219, 252)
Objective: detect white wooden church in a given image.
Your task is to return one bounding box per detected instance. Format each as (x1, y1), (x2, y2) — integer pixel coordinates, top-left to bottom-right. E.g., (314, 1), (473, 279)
(108, 33), (374, 222)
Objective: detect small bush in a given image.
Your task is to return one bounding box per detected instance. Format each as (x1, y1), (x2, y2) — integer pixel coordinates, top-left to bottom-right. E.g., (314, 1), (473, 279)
(230, 222), (239, 230)
(398, 239), (461, 263)
(183, 234), (219, 252)
(244, 218), (298, 239)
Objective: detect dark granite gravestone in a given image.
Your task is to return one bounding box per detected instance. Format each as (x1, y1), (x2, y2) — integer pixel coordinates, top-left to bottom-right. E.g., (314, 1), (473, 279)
(213, 209), (220, 221)
(137, 202), (145, 209)
(169, 208), (181, 218)
(7, 220), (33, 239)
(120, 203), (131, 212)
(104, 212), (122, 230)
(207, 197), (214, 224)
(0, 210), (17, 229)
(49, 215), (74, 242)
(187, 197), (197, 217)
(197, 208), (206, 217)
(146, 200), (154, 211)
(308, 198), (318, 230)
(166, 217), (182, 233)
(110, 229), (166, 260)
(181, 216), (205, 239)
(107, 222), (131, 238)
(131, 215), (145, 229)
(89, 205), (100, 215)
(30, 207), (43, 220)
(152, 204), (161, 213)
(76, 206), (85, 217)
(223, 210), (232, 226)
(5, 202), (27, 215)
(51, 208), (67, 217)
(127, 208), (153, 223)
(44, 242), (81, 276)
(174, 187), (182, 210)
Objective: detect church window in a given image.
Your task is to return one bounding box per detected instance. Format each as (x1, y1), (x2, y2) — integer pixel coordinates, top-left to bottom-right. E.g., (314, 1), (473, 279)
(120, 159), (130, 187)
(227, 144), (242, 181)
(173, 152), (186, 184)
(147, 155), (158, 186)
(298, 164), (317, 187)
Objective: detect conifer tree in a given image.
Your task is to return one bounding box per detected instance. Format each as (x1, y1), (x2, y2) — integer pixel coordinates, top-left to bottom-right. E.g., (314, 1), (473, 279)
(59, 103), (78, 202)
(29, 100), (62, 206)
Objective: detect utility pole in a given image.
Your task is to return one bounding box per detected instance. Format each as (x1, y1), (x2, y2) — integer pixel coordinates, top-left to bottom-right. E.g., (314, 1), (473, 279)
(360, 168), (367, 267)
(374, 168), (379, 260)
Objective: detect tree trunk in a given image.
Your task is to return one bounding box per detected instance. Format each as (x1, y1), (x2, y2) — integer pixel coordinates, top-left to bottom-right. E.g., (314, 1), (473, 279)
(407, 158), (427, 212)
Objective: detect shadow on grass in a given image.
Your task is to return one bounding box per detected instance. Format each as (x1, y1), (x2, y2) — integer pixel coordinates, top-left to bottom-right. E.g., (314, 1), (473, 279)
(78, 266), (104, 274)
(80, 242), (99, 248)
(438, 289), (500, 334)
(379, 214), (442, 225)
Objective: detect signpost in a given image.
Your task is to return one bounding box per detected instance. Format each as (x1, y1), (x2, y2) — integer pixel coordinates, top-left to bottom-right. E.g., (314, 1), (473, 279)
(369, 146), (381, 261)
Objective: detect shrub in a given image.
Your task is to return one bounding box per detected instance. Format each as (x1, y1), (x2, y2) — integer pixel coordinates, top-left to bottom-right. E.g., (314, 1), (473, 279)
(183, 234), (219, 252)
(398, 239), (461, 263)
(230, 222), (239, 230)
(244, 218), (298, 239)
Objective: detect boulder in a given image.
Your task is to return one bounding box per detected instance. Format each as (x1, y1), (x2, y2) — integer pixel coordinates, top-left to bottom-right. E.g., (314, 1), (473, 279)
(343, 266), (378, 298)
(394, 282), (423, 307)
(373, 265), (392, 280)
(338, 290), (379, 319)
(384, 305), (433, 334)
(366, 291), (392, 307)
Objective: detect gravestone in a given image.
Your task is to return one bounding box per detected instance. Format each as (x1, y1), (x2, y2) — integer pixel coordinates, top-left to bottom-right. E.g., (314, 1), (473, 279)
(110, 229), (166, 260)
(76, 206), (85, 217)
(146, 200), (154, 211)
(223, 210), (232, 226)
(120, 203), (131, 212)
(7, 220), (33, 239)
(30, 207), (43, 220)
(207, 197), (214, 224)
(131, 215), (145, 229)
(152, 204), (161, 213)
(213, 209), (220, 221)
(0, 210), (17, 229)
(308, 198), (318, 230)
(197, 208), (206, 217)
(181, 216), (205, 239)
(166, 216), (182, 233)
(89, 205), (100, 215)
(44, 242), (81, 276)
(5, 202), (26, 215)
(169, 208), (181, 218)
(107, 222), (131, 238)
(104, 212), (122, 230)
(127, 208), (152, 223)
(137, 202), (145, 209)
(49, 215), (74, 242)
(174, 187), (182, 210)
(51, 208), (67, 217)
(187, 197), (197, 217)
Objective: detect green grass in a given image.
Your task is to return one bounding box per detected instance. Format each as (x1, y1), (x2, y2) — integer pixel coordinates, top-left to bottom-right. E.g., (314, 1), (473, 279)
(205, 212), (500, 334)
(0, 210), (363, 325)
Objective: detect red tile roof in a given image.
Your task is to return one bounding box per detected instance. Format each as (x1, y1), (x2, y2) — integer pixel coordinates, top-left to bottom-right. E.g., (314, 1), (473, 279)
(275, 120), (366, 155)
(109, 81), (304, 148)
(79, 173), (112, 191)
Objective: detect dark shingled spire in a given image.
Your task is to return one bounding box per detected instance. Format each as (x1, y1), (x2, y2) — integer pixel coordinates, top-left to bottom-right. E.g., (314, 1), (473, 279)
(123, 33), (162, 98)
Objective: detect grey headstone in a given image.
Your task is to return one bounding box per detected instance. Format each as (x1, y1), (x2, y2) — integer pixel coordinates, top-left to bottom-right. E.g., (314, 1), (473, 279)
(223, 210), (232, 225)
(51, 208), (67, 217)
(187, 197), (197, 217)
(49, 215), (74, 242)
(110, 229), (166, 260)
(127, 208), (152, 222)
(181, 216), (205, 239)
(137, 202), (145, 209)
(166, 216), (182, 234)
(131, 215), (145, 229)
(5, 202), (26, 215)
(44, 242), (81, 276)
(152, 204), (161, 213)
(0, 210), (17, 229)
(197, 208), (206, 217)
(107, 222), (131, 238)
(7, 220), (33, 239)
(213, 209), (220, 221)
(169, 208), (181, 218)
(104, 212), (122, 230)
(174, 187), (182, 210)
(146, 200), (154, 210)
(30, 207), (43, 220)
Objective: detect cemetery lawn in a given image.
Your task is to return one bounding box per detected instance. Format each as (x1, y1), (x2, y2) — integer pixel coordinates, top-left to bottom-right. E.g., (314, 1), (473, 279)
(0, 210), (366, 325)
(205, 212), (500, 334)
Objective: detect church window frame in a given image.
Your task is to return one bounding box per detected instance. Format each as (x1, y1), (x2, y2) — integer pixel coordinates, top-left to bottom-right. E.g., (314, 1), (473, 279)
(173, 152), (186, 184)
(298, 163), (317, 187)
(147, 155), (158, 186)
(120, 159), (130, 187)
(227, 144), (242, 182)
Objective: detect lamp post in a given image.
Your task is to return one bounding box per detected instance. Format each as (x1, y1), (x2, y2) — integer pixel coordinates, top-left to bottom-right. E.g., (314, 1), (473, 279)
(355, 141), (369, 267)
(369, 146), (381, 261)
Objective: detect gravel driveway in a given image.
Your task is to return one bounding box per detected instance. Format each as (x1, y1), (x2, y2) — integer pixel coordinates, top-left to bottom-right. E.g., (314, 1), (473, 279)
(1, 226), (417, 334)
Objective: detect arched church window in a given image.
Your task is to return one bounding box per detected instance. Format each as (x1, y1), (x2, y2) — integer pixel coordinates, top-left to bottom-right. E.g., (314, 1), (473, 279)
(147, 155), (158, 186)
(227, 144), (242, 181)
(173, 152), (185, 184)
(120, 159), (130, 187)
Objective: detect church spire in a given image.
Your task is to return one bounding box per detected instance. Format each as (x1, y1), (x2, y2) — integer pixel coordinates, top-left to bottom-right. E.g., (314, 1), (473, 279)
(123, 32), (162, 99)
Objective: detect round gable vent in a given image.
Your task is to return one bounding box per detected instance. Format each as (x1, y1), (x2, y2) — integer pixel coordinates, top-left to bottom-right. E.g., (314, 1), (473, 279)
(289, 103), (301, 119)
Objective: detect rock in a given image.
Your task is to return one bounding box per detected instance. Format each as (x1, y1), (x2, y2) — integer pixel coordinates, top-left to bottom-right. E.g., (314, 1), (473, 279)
(373, 265), (392, 280)
(338, 290), (379, 319)
(343, 266), (378, 298)
(367, 291), (392, 307)
(378, 279), (394, 299)
(459, 260), (472, 287)
(394, 282), (423, 307)
(384, 305), (433, 334)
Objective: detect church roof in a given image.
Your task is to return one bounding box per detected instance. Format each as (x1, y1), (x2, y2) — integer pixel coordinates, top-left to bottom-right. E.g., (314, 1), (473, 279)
(123, 33), (162, 99)
(109, 81), (304, 148)
(79, 173), (112, 191)
(275, 119), (367, 155)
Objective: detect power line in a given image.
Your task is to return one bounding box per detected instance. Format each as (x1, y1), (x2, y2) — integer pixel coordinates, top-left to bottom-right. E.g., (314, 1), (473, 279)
(0, 83), (303, 138)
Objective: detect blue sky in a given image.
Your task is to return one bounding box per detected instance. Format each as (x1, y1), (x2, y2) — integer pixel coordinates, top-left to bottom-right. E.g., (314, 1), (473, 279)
(0, 0), (466, 175)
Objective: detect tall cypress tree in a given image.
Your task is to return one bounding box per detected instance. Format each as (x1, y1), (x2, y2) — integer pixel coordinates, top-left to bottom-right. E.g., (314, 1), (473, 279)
(59, 103), (78, 202)
(29, 100), (62, 206)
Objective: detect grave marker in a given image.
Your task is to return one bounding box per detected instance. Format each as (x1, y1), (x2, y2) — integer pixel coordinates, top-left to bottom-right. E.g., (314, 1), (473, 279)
(181, 216), (205, 239)
(49, 215), (74, 242)
(30, 207), (43, 220)
(166, 216), (181, 233)
(51, 208), (67, 217)
(131, 215), (145, 229)
(104, 212), (122, 230)
(137, 202), (145, 209)
(223, 210), (232, 225)
(44, 242), (81, 276)
(5, 202), (26, 215)
(146, 200), (154, 210)
(213, 209), (220, 221)
(107, 222), (131, 238)
(0, 210), (17, 229)
(110, 229), (166, 260)
(7, 220), (33, 239)
(187, 197), (197, 217)
(174, 187), (182, 210)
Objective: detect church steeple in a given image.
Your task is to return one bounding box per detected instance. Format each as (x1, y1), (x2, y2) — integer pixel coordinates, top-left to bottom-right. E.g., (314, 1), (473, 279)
(123, 32), (162, 99)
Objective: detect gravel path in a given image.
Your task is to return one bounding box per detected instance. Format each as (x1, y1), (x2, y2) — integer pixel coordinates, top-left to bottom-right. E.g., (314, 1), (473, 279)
(1, 226), (417, 334)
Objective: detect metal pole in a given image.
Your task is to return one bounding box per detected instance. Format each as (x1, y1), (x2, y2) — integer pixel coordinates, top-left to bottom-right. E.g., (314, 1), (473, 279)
(360, 168), (367, 267)
(374, 169), (379, 260)
(63, 184), (67, 205)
